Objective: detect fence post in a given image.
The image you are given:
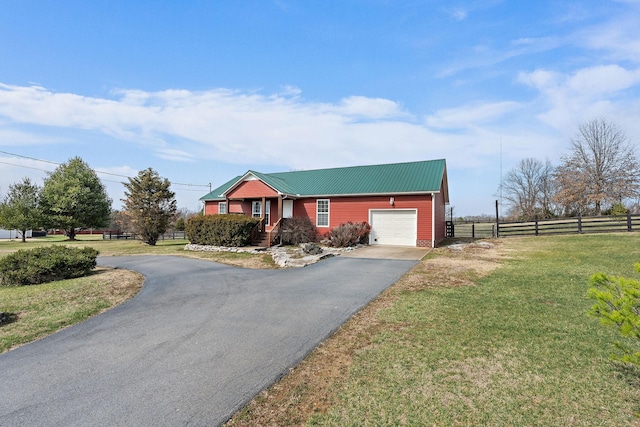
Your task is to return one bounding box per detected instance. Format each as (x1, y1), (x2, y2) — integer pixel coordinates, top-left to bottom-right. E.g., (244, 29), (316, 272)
(495, 200), (500, 238)
(535, 217), (539, 236)
(472, 222), (475, 239)
(628, 211), (633, 231)
(578, 214), (583, 233)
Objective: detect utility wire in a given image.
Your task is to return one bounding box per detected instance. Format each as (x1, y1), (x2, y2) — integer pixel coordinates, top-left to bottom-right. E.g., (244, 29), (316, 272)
(0, 149), (210, 188)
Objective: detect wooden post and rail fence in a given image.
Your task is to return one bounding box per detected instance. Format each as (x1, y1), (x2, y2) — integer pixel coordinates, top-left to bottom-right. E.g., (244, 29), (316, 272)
(447, 211), (640, 239)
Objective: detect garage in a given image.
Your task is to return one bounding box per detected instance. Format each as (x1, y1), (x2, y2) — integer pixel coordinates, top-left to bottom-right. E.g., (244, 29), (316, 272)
(369, 209), (417, 246)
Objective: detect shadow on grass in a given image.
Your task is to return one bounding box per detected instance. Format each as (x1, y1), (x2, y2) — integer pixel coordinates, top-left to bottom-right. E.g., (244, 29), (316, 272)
(0, 312), (18, 326)
(614, 362), (640, 388)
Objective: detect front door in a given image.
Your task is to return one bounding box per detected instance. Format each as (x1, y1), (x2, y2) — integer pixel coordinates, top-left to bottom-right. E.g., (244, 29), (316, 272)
(283, 200), (293, 218)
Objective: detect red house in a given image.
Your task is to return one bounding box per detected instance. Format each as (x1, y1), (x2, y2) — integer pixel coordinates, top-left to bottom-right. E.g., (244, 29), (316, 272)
(200, 159), (449, 247)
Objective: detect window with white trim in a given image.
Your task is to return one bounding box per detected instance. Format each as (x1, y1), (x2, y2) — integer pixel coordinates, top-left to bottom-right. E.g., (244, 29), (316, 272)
(252, 200), (271, 225)
(316, 199), (329, 227)
(252, 201), (262, 218)
(218, 202), (227, 214)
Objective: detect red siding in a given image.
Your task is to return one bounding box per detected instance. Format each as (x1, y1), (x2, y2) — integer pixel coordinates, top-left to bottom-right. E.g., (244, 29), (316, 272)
(228, 180), (278, 199)
(205, 186), (446, 247)
(204, 201), (218, 215)
(226, 200), (247, 215)
(204, 200), (251, 215)
(293, 195), (434, 244)
(433, 181), (447, 244)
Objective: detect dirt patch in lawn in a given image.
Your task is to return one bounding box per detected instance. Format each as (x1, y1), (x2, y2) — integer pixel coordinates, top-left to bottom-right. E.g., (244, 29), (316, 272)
(225, 240), (504, 426)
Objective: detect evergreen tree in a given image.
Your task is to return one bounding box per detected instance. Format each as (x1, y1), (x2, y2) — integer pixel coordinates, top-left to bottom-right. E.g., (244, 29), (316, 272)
(40, 157), (112, 240)
(123, 168), (177, 246)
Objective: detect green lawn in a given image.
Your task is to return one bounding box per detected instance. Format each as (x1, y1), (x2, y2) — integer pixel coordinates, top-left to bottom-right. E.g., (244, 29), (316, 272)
(0, 235), (275, 265)
(0, 234), (191, 256)
(307, 234), (640, 426)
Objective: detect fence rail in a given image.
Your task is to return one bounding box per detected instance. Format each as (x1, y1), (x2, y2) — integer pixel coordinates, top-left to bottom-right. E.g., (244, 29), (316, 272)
(449, 221), (496, 239)
(497, 213), (640, 237)
(102, 231), (187, 240)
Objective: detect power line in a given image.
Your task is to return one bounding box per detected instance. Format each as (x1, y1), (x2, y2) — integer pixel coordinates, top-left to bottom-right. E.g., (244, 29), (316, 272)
(0, 150), (210, 188)
(0, 159), (55, 173)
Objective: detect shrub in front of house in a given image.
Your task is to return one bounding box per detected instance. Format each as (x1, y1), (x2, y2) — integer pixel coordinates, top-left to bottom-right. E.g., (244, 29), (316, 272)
(279, 217), (318, 245)
(0, 246), (99, 287)
(186, 215), (260, 246)
(328, 221), (371, 247)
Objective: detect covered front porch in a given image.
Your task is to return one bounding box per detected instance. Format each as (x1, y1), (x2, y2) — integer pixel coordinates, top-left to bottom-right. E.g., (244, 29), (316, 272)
(224, 196), (294, 247)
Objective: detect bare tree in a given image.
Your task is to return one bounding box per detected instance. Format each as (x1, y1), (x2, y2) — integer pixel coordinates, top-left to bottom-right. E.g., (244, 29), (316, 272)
(554, 118), (640, 216)
(500, 158), (555, 220)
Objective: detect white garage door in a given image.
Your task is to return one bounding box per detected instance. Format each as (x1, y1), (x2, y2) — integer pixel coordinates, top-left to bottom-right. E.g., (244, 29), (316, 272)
(369, 209), (417, 246)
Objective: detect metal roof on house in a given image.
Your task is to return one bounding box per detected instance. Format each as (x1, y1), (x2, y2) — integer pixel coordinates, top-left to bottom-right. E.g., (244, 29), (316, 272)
(200, 159), (447, 201)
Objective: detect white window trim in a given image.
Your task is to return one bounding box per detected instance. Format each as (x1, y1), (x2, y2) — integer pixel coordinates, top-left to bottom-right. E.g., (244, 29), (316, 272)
(218, 201), (227, 214)
(316, 199), (330, 228)
(252, 201), (262, 218)
(251, 200), (271, 225)
(265, 200), (271, 225)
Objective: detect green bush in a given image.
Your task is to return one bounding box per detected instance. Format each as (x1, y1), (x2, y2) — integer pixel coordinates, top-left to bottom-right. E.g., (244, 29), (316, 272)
(0, 245), (99, 287)
(279, 217), (318, 245)
(328, 221), (371, 247)
(587, 263), (640, 367)
(186, 214), (260, 246)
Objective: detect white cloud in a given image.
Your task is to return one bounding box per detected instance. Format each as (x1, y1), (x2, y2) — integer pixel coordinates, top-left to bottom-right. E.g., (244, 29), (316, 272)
(1, 67), (640, 216)
(578, 12), (640, 63)
(450, 8), (468, 21)
(156, 148), (197, 162)
(517, 64), (640, 133)
(336, 96), (409, 120)
(568, 65), (640, 95)
(426, 101), (523, 129)
(0, 84), (438, 171)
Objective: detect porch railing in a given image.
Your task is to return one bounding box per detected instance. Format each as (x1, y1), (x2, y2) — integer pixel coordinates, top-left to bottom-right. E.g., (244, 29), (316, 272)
(251, 218), (265, 244)
(267, 218), (283, 247)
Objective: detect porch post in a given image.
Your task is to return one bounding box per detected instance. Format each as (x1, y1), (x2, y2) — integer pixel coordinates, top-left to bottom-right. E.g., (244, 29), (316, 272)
(261, 196), (266, 220)
(278, 196), (283, 222)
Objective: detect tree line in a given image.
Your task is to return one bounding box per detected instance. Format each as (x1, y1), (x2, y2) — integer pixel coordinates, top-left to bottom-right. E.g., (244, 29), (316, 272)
(500, 118), (640, 220)
(0, 157), (178, 245)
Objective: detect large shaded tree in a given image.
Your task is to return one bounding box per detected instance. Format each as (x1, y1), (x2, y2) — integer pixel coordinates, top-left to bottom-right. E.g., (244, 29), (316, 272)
(554, 119), (640, 215)
(40, 157), (112, 240)
(500, 158), (556, 220)
(123, 168), (177, 246)
(0, 177), (44, 242)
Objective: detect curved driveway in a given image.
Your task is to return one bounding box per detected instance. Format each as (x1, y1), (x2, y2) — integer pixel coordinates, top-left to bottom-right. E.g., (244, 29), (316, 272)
(0, 255), (416, 426)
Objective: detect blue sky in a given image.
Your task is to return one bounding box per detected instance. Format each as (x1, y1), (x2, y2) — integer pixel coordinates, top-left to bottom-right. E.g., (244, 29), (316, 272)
(1, 0), (639, 216)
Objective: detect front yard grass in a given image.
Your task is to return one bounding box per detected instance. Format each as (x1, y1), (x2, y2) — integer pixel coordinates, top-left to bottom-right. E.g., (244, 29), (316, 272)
(228, 234), (640, 426)
(0, 235), (276, 268)
(0, 267), (142, 353)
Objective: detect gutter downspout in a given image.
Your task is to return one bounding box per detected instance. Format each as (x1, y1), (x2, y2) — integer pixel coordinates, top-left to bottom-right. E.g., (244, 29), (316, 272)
(431, 193), (436, 248)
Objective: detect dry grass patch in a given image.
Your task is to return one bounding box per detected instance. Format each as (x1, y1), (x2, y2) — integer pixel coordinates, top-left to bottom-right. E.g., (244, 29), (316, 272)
(177, 250), (277, 269)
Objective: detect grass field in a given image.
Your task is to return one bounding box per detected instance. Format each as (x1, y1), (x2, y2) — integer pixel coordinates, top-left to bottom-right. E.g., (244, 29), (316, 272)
(0, 234), (191, 256)
(230, 234), (640, 426)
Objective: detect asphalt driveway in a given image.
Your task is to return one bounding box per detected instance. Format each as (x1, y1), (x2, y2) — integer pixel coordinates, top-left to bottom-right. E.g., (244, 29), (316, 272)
(0, 255), (416, 427)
